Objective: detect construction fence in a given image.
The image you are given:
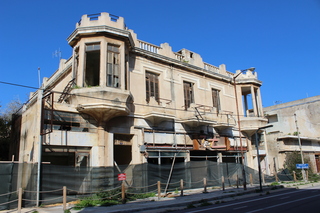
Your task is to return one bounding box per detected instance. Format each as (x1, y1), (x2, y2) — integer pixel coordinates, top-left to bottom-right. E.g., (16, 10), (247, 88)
(0, 161), (293, 210)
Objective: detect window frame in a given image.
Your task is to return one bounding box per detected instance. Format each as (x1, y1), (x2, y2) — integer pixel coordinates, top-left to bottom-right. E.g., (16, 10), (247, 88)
(84, 43), (100, 87)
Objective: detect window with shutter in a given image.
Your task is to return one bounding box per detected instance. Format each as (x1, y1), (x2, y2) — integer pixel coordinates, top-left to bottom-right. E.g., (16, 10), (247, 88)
(145, 72), (160, 103)
(212, 88), (220, 114)
(107, 44), (120, 88)
(183, 81), (194, 110)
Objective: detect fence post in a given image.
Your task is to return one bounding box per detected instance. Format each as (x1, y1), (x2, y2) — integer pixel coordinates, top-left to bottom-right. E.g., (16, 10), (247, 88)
(157, 181), (161, 200)
(293, 171), (297, 182)
(203, 178), (207, 193)
(121, 181), (126, 204)
(17, 188), (22, 213)
(250, 174), (253, 186)
(63, 186), (67, 211)
(222, 176), (225, 191)
(180, 179), (184, 196)
(236, 174), (239, 188)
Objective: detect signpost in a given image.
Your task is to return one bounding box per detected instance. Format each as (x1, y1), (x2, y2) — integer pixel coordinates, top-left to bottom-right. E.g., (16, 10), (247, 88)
(296, 164), (309, 169)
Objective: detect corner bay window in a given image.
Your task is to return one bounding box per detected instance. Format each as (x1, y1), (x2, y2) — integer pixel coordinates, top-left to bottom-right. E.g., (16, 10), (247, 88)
(145, 72), (159, 103)
(183, 81), (194, 110)
(107, 44), (120, 88)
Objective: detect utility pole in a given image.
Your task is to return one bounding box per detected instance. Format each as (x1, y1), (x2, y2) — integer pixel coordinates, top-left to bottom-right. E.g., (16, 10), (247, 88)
(294, 113), (307, 182)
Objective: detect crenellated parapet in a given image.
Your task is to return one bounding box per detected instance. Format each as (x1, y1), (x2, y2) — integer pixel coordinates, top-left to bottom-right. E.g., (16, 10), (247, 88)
(76, 13), (126, 30)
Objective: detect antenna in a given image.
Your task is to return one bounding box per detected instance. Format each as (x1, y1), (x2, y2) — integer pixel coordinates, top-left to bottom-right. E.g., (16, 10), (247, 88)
(38, 67), (41, 88)
(52, 48), (62, 60)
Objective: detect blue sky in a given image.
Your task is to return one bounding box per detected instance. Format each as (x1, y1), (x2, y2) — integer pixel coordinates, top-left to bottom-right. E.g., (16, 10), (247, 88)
(0, 0), (319, 110)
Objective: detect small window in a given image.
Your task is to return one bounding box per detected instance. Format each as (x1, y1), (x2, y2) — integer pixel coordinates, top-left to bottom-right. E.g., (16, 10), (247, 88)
(183, 81), (194, 110)
(107, 44), (120, 88)
(145, 72), (159, 103)
(268, 114), (278, 123)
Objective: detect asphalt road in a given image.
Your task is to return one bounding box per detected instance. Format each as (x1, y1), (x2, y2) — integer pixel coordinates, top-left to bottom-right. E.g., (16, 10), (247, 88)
(176, 186), (320, 213)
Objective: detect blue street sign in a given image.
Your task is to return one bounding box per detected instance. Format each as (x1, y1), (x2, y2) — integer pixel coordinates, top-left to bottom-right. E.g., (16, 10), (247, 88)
(296, 164), (309, 169)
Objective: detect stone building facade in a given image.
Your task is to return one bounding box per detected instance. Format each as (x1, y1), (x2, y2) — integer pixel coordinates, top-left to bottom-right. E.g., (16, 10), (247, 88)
(13, 13), (268, 170)
(264, 95), (320, 174)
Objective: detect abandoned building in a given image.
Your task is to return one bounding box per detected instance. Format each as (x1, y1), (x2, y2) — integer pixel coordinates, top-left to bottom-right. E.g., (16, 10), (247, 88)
(12, 12), (268, 171)
(264, 95), (320, 174)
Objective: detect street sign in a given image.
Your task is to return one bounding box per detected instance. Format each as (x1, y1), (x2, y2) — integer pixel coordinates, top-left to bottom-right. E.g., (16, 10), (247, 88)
(118, 173), (126, 181)
(296, 164), (309, 169)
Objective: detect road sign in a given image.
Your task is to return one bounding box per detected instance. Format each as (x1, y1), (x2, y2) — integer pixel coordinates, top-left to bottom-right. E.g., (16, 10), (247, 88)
(296, 164), (309, 169)
(118, 173), (126, 181)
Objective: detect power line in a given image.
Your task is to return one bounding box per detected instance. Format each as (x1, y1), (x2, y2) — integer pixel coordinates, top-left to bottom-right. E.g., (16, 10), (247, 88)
(0, 81), (39, 90)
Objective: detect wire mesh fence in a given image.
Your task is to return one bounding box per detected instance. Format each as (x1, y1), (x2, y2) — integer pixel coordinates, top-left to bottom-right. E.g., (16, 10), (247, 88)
(0, 161), (292, 211)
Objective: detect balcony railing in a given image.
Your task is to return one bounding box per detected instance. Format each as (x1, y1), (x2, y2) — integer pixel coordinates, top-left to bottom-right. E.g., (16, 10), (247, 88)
(138, 40), (160, 53)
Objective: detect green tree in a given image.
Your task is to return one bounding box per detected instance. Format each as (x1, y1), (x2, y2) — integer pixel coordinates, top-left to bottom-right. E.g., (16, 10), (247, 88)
(283, 151), (310, 180)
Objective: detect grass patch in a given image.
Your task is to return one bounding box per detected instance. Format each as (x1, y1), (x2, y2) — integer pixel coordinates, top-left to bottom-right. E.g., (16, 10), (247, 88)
(73, 188), (155, 210)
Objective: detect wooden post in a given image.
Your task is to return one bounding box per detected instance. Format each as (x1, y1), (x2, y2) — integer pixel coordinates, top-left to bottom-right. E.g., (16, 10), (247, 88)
(293, 171), (297, 182)
(236, 174), (239, 188)
(157, 181), (161, 200)
(63, 186), (67, 211)
(222, 176), (225, 191)
(180, 179), (184, 196)
(203, 177), (207, 193)
(121, 181), (126, 204)
(250, 173), (253, 186)
(306, 170), (308, 181)
(275, 171), (279, 182)
(17, 188), (22, 213)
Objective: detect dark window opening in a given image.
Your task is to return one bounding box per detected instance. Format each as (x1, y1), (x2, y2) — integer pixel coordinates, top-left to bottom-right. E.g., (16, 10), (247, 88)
(183, 81), (194, 110)
(107, 44), (120, 88)
(145, 72), (159, 103)
(114, 134), (133, 165)
(85, 43), (100, 87)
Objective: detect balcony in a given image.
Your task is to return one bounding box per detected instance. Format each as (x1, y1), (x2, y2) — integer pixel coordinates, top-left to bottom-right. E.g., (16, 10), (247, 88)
(69, 87), (133, 123)
(240, 116), (268, 137)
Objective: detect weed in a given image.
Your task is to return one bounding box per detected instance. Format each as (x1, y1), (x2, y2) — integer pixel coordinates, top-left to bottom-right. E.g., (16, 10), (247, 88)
(200, 201), (212, 206)
(187, 203), (195, 208)
(270, 182), (280, 186)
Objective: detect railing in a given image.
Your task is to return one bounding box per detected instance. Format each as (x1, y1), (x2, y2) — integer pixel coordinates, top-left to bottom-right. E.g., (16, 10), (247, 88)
(204, 63), (219, 73)
(174, 52), (185, 61)
(138, 40), (160, 53)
